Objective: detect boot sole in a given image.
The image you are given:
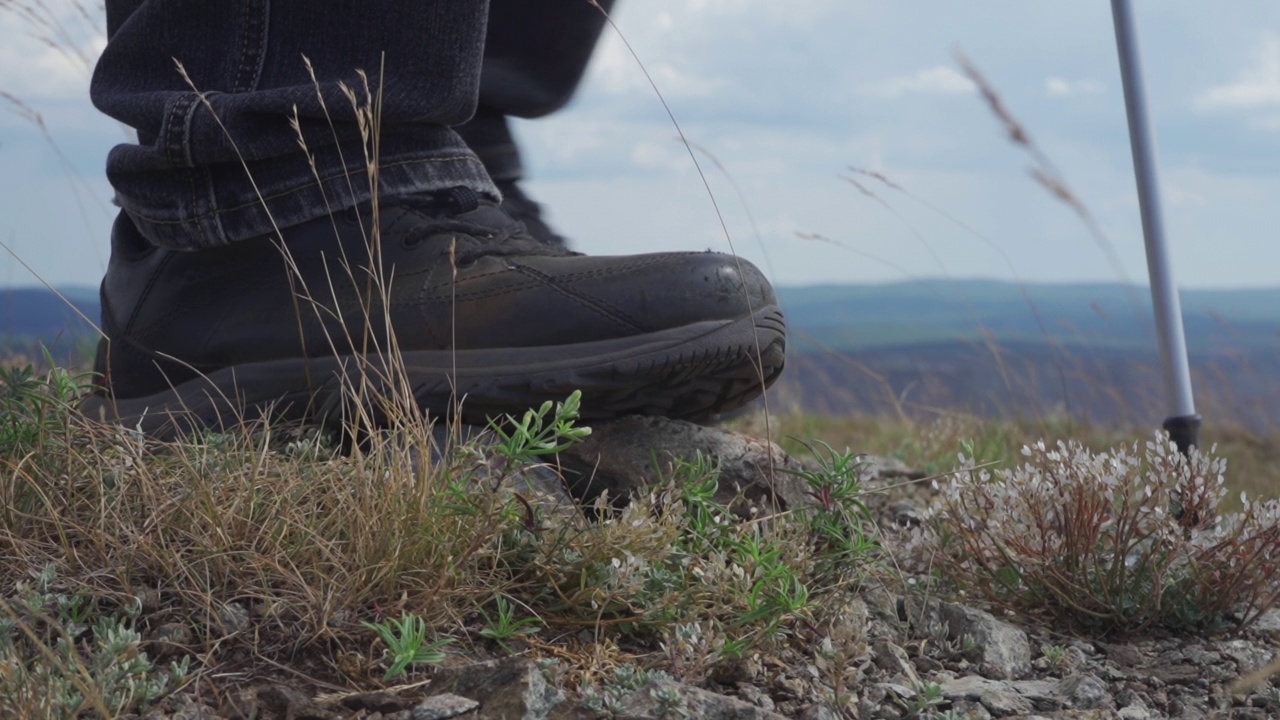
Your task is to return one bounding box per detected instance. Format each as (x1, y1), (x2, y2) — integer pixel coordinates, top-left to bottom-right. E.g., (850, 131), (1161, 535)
(81, 306), (786, 438)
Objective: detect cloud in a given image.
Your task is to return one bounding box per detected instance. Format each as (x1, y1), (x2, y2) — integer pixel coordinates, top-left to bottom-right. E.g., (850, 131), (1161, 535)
(1195, 34), (1280, 111)
(0, 10), (105, 102)
(861, 66), (975, 99)
(587, 32), (725, 99)
(1045, 77), (1104, 98)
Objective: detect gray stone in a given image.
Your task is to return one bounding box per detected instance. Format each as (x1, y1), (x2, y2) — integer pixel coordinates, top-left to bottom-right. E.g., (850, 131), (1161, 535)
(1008, 679), (1063, 711)
(1221, 639), (1276, 674)
(1252, 608), (1280, 633)
(557, 416), (810, 513)
(257, 685), (319, 718)
(825, 595), (869, 654)
(343, 692), (409, 714)
(878, 681), (917, 703)
(939, 602), (1032, 679)
(413, 694), (481, 720)
(951, 699), (993, 720)
(886, 501), (923, 527)
(217, 601), (250, 635)
(857, 454), (924, 481)
(616, 679), (788, 719)
(901, 595), (947, 640)
(1146, 663), (1202, 686)
(149, 697), (221, 720)
(428, 657), (565, 720)
(939, 676), (1033, 717)
(1058, 673), (1112, 710)
(797, 703), (843, 720)
(1096, 641), (1143, 667)
(871, 639), (915, 679)
(1118, 704), (1154, 719)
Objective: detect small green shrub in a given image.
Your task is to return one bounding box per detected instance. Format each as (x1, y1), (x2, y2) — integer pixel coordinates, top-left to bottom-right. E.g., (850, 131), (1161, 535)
(362, 612), (452, 680)
(0, 565), (189, 718)
(0, 356), (92, 457)
(478, 595), (544, 653)
(914, 434), (1280, 635)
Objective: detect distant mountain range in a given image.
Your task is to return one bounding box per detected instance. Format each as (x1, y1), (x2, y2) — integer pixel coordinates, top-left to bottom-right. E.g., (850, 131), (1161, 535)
(776, 281), (1280, 356)
(4, 281), (1277, 430)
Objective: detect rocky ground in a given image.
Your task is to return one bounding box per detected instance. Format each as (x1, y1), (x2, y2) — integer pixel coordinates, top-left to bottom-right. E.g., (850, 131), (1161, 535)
(138, 418), (1279, 720)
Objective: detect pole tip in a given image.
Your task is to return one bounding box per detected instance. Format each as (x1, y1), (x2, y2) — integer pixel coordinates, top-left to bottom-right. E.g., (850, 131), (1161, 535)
(1162, 414), (1202, 456)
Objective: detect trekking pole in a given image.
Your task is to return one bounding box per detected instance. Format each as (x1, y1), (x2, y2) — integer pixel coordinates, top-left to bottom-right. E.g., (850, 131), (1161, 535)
(1110, 0), (1201, 455)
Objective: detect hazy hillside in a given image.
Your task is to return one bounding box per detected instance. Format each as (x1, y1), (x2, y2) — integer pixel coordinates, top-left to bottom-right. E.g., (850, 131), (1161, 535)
(778, 280), (1280, 355)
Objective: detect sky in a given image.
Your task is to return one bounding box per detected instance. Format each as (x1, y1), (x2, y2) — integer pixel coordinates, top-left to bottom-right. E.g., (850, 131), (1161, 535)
(2, 1), (1280, 291)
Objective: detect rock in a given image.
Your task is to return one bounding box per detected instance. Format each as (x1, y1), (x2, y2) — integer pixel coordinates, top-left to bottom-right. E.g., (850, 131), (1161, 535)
(413, 693), (481, 720)
(1118, 704), (1154, 719)
(901, 595), (947, 640)
(939, 603), (1032, 679)
(1008, 679), (1062, 711)
(886, 500), (923, 527)
(147, 696), (221, 720)
(557, 416), (810, 513)
(797, 703), (843, 720)
(1096, 641), (1143, 667)
(871, 640), (919, 685)
(257, 685), (310, 714)
(256, 685), (332, 720)
(825, 595), (869, 654)
(221, 688), (260, 720)
(951, 699), (993, 719)
(857, 454), (924, 481)
(735, 683), (776, 711)
(344, 692), (413, 715)
(1252, 608), (1280, 633)
(615, 679), (789, 720)
(218, 601), (251, 635)
(149, 621), (193, 658)
(1059, 673), (1112, 710)
(939, 676), (1033, 716)
(1145, 662), (1202, 686)
(427, 657), (564, 720)
(1220, 639), (1275, 675)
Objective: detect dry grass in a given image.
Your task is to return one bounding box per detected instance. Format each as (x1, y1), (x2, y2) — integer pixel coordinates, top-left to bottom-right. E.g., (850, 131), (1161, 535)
(0, 373), (888, 714)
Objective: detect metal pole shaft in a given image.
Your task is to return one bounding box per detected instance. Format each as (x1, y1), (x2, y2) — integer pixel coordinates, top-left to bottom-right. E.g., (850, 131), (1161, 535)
(1110, 0), (1201, 452)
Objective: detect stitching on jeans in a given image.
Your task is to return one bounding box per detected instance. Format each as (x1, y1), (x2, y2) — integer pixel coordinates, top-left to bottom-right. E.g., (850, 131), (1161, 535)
(232, 0), (269, 93)
(162, 94), (191, 168)
(129, 155), (487, 224)
(181, 98), (209, 245)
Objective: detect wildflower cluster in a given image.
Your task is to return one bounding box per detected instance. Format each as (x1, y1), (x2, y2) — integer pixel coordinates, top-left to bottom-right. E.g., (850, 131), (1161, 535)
(912, 434), (1280, 634)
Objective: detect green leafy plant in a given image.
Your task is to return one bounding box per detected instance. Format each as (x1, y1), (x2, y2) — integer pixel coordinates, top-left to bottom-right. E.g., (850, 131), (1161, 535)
(784, 440), (881, 581)
(362, 612), (453, 680)
(478, 595), (543, 652)
(581, 665), (672, 719)
(0, 565), (189, 718)
(783, 439), (871, 514)
(1040, 644), (1068, 674)
(0, 354), (92, 456)
(895, 680), (946, 717)
(488, 389), (592, 464)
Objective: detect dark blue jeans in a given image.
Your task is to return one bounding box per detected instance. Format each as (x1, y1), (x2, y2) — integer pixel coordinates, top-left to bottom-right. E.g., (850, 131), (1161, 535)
(91, 0), (614, 250)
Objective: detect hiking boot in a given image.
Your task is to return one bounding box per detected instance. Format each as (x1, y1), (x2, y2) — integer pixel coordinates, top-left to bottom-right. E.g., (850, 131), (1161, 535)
(495, 179), (567, 248)
(82, 188), (786, 437)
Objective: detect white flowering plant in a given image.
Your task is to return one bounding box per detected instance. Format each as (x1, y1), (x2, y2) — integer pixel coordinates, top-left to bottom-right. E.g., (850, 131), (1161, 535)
(912, 434), (1280, 635)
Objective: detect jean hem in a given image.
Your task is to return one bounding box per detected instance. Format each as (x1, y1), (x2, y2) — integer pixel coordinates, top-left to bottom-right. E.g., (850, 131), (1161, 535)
(120, 153), (496, 250)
